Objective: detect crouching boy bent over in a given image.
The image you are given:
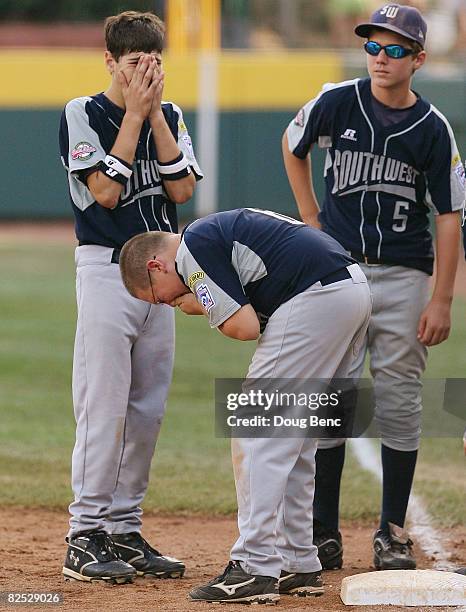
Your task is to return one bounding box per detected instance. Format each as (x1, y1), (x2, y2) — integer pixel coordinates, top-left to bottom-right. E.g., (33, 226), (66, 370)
(119, 208), (371, 604)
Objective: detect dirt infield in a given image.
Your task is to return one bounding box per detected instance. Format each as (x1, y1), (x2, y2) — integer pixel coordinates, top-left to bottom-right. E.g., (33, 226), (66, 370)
(0, 508), (464, 612)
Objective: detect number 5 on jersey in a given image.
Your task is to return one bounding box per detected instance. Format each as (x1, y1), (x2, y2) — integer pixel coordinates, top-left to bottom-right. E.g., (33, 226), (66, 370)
(392, 201), (409, 233)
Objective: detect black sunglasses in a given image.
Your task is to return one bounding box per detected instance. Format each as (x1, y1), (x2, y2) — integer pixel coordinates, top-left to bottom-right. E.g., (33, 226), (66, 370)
(364, 41), (416, 59)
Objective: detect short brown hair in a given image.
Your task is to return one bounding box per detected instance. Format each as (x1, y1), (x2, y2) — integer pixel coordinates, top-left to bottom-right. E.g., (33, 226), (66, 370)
(104, 11), (165, 61)
(410, 41), (423, 56)
(120, 231), (171, 297)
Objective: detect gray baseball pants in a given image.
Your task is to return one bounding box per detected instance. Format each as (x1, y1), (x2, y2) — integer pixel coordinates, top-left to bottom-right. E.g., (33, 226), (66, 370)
(68, 245), (175, 538)
(230, 264), (371, 578)
(318, 264), (429, 452)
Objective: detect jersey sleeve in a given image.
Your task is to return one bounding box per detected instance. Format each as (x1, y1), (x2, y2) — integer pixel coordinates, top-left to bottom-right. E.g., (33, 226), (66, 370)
(169, 102), (204, 180)
(285, 85), (335, 159)
(176, 235), (249, 328)
(62, 97), (106, 176)
(424, 108), (465, 215)
(59, 97), (105, 211)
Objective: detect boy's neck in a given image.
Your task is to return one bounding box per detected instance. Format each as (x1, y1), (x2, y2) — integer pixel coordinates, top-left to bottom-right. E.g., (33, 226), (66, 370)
(370, 81), (417, 109)
(103, 83), (126, 110)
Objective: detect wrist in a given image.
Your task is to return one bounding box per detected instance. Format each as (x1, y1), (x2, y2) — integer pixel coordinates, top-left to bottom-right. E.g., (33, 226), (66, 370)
(430, 294), (453, 305)
(123, 110), (145, 126)
(149, 109), (165, 125)
(302, 213), (320, 226)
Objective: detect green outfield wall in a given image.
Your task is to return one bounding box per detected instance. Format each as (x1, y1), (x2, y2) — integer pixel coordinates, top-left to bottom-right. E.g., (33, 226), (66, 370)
(1, 50), (464, 220)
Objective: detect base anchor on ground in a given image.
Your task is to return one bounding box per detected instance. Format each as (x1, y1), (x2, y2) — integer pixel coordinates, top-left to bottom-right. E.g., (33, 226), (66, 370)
(340, 569), (466, 606)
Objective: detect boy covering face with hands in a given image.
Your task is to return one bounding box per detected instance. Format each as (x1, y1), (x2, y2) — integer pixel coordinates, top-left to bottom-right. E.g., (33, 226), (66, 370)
(59, 11), (202, 583)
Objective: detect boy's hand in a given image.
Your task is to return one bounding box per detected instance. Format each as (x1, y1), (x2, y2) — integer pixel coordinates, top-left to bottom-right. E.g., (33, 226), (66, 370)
(119, 55), (158, 121)
(171, 293), (205, 315)
(417, 299), (451, 346)
(149, 68), (165, 120)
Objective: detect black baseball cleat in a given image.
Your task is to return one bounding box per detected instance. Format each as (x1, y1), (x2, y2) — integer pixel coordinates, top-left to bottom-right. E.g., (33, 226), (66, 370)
(278, 570), (324, 597)
(313, 519), (343, 570)
(63, 530), (136, 583)
(111, 532), (185, 578)
(373, 522), (416, 570)
(189, 561), (279, 604)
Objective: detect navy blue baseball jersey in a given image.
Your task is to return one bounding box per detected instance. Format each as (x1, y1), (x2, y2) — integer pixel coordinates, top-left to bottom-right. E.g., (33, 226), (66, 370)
(175, 208), (355, 327)
(59, 93), (203, 248)
(287, 78), (465, 275)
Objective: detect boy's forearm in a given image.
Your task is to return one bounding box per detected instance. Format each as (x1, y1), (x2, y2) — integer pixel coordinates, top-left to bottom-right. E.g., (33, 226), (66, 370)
(150, 110), (182, 161)
(432, 211), (461, 303)
(110, 111), (144, 163)
(150, 110), (195, 203)
(282, 133), (320, 225)
(87, 112), (143, 208)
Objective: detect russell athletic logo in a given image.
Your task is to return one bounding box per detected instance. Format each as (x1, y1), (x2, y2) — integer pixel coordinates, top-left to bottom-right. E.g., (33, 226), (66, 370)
(341, 129), (357, 141)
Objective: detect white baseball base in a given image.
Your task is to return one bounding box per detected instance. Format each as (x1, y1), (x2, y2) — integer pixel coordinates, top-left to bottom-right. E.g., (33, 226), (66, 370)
(340, 570), (466, 606)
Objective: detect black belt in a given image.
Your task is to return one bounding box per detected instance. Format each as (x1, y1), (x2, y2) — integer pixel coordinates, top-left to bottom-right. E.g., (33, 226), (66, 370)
(349, 252), (386, 265)
(111, 249), (121, 264)
(320, 267), (351, 286)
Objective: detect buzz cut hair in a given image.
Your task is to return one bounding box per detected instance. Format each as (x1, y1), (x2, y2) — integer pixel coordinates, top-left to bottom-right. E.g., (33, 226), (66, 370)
(120, 231), (171, 297)
(104, 11), (165, 61)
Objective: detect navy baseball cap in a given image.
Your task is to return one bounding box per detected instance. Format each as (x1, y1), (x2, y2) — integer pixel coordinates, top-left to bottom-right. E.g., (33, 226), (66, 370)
(355, 4), (427, 47)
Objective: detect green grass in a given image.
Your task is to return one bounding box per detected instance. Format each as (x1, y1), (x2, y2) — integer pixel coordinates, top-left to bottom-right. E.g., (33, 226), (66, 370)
(0, 241), (464, 526)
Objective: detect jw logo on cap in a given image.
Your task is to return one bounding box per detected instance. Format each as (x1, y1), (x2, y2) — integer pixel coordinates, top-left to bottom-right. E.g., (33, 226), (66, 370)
(380, 5), (400, 18)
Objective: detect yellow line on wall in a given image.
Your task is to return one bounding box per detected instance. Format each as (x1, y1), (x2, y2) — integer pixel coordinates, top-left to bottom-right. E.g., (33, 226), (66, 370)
(2, 48), (342, 110)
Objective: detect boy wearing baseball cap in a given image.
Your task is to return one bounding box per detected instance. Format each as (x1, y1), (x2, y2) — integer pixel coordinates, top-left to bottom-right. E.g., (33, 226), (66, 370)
(283, 3), (464, 571)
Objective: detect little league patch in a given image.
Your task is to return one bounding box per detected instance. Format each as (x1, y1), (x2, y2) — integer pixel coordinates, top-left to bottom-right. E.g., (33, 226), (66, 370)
(195, 283), (215, 312)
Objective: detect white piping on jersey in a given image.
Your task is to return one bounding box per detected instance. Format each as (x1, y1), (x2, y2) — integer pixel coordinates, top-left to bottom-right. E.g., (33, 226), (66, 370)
(245, 208), (303, 225)
(139, 201), (150, 231)
(375, 193), (383, 258)
(119, 186), (164, 208)
(146, 128), (152, 153)
(339, 183), (416, 202)
(355, 82), (374, 152)
(161, 202), (173, 232)
(359, 191), (366, 254)
(107, 117), (121, 131)
(151, 196), (162, 231)
(354, 81), (374, 255)
(139, 126), (153, 232)
(383, 109), (432, 156)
